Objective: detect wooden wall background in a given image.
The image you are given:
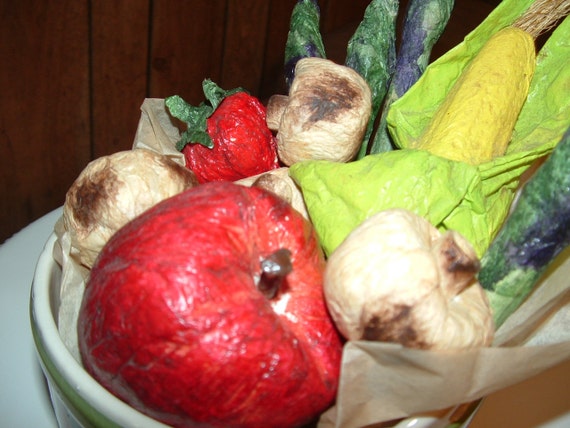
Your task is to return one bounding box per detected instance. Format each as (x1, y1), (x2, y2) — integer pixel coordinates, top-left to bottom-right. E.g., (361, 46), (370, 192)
(0, 0), (498, 244)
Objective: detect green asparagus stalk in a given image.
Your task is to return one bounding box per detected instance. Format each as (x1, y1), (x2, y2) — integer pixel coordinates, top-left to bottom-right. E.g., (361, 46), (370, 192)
(478, 125), (570, 328)
(345, 0), (399, 160)
(284, 0), (326, 90)
(370, 0), (455, 154)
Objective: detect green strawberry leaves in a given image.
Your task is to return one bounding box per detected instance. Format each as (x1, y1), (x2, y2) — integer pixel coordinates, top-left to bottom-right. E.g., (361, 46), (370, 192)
(165, 79), (245, 151)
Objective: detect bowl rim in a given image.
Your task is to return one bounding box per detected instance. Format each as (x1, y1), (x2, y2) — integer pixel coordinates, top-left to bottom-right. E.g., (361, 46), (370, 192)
(29, 233), (478, 428)
(29, 233), (169, 428)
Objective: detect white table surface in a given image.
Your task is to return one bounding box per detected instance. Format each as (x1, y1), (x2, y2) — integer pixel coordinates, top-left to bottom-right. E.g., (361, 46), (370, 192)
(1, 207), (569, 428)
(1, 207), (62, 427)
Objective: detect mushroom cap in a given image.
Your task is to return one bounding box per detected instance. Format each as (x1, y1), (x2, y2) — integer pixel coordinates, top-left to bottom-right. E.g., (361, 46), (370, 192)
(277, 57), (372, 166)
(63, 148), (199, 268)
(324, 209), (494, 350)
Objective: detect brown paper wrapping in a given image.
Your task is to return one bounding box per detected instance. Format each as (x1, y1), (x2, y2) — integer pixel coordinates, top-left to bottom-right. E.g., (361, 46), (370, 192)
(54, 99), (570, 427)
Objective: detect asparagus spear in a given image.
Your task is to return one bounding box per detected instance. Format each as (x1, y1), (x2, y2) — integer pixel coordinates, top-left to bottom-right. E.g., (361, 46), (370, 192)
(478, 125), (570, 328)
(284, 0), (326, 90)
(370, 0), (455, 154)
(345, 0), (399, 159)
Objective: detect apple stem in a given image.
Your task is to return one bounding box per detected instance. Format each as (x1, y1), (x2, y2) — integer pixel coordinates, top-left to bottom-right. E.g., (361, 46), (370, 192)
(258, 248), (293, 299)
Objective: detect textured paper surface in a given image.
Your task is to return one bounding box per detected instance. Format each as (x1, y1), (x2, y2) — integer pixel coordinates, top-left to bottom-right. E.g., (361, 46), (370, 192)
(52, 98), (570, 428)
(132, 98), (186, 166)
(318, 250), (570, 428)
(292, 8), (570, 263)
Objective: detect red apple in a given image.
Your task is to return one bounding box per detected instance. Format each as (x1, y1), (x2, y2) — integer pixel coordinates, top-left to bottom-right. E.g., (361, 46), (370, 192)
(78, 181), (343, 428)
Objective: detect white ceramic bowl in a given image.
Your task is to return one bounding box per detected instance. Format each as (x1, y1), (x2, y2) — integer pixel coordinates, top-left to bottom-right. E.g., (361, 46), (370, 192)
(30, 233), (474, 428)
(30, 233), (170, 428)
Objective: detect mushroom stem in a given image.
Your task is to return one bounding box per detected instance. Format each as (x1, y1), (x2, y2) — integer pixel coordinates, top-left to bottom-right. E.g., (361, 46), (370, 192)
(252, 173), (293, 204)
(266, 94), (289, 132)
(258, 248), (293, 299)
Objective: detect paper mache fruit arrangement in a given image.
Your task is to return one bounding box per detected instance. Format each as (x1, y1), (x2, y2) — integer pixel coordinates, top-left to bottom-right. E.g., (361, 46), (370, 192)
(58, 0), (570, 427)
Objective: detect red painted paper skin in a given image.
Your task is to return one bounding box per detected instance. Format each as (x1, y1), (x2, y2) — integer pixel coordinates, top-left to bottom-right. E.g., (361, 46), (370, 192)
(182, 92), (280, 183)
(78, 182), (343, 428)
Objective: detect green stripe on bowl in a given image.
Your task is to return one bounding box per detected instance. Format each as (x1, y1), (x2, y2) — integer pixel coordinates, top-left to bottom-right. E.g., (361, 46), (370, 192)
(30, 295), (121, 428)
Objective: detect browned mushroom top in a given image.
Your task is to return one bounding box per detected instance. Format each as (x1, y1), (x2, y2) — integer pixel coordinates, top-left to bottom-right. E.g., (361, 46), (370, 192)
(63, 148), (198, 268)
(267, 57), (372, 166)
(324, 208), (494, 350)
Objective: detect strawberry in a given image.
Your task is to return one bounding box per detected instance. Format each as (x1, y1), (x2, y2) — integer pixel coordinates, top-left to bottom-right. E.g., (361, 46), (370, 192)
(166, 80), (280, 183)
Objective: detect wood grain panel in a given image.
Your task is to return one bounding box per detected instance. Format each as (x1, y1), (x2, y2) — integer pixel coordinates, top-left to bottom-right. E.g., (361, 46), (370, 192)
(90, 0), (151, 158)
(320, 0), (370, 34)
(0, 0), (505, 245)
(148, 0), (227, 103)
(0, 1), (90, 243)
(220, 0), (271, 96)
(258, 0), (297, 100)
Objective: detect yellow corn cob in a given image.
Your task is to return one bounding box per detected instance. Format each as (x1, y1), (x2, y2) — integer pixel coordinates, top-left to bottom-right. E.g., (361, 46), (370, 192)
(413, 27), (535, 165)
